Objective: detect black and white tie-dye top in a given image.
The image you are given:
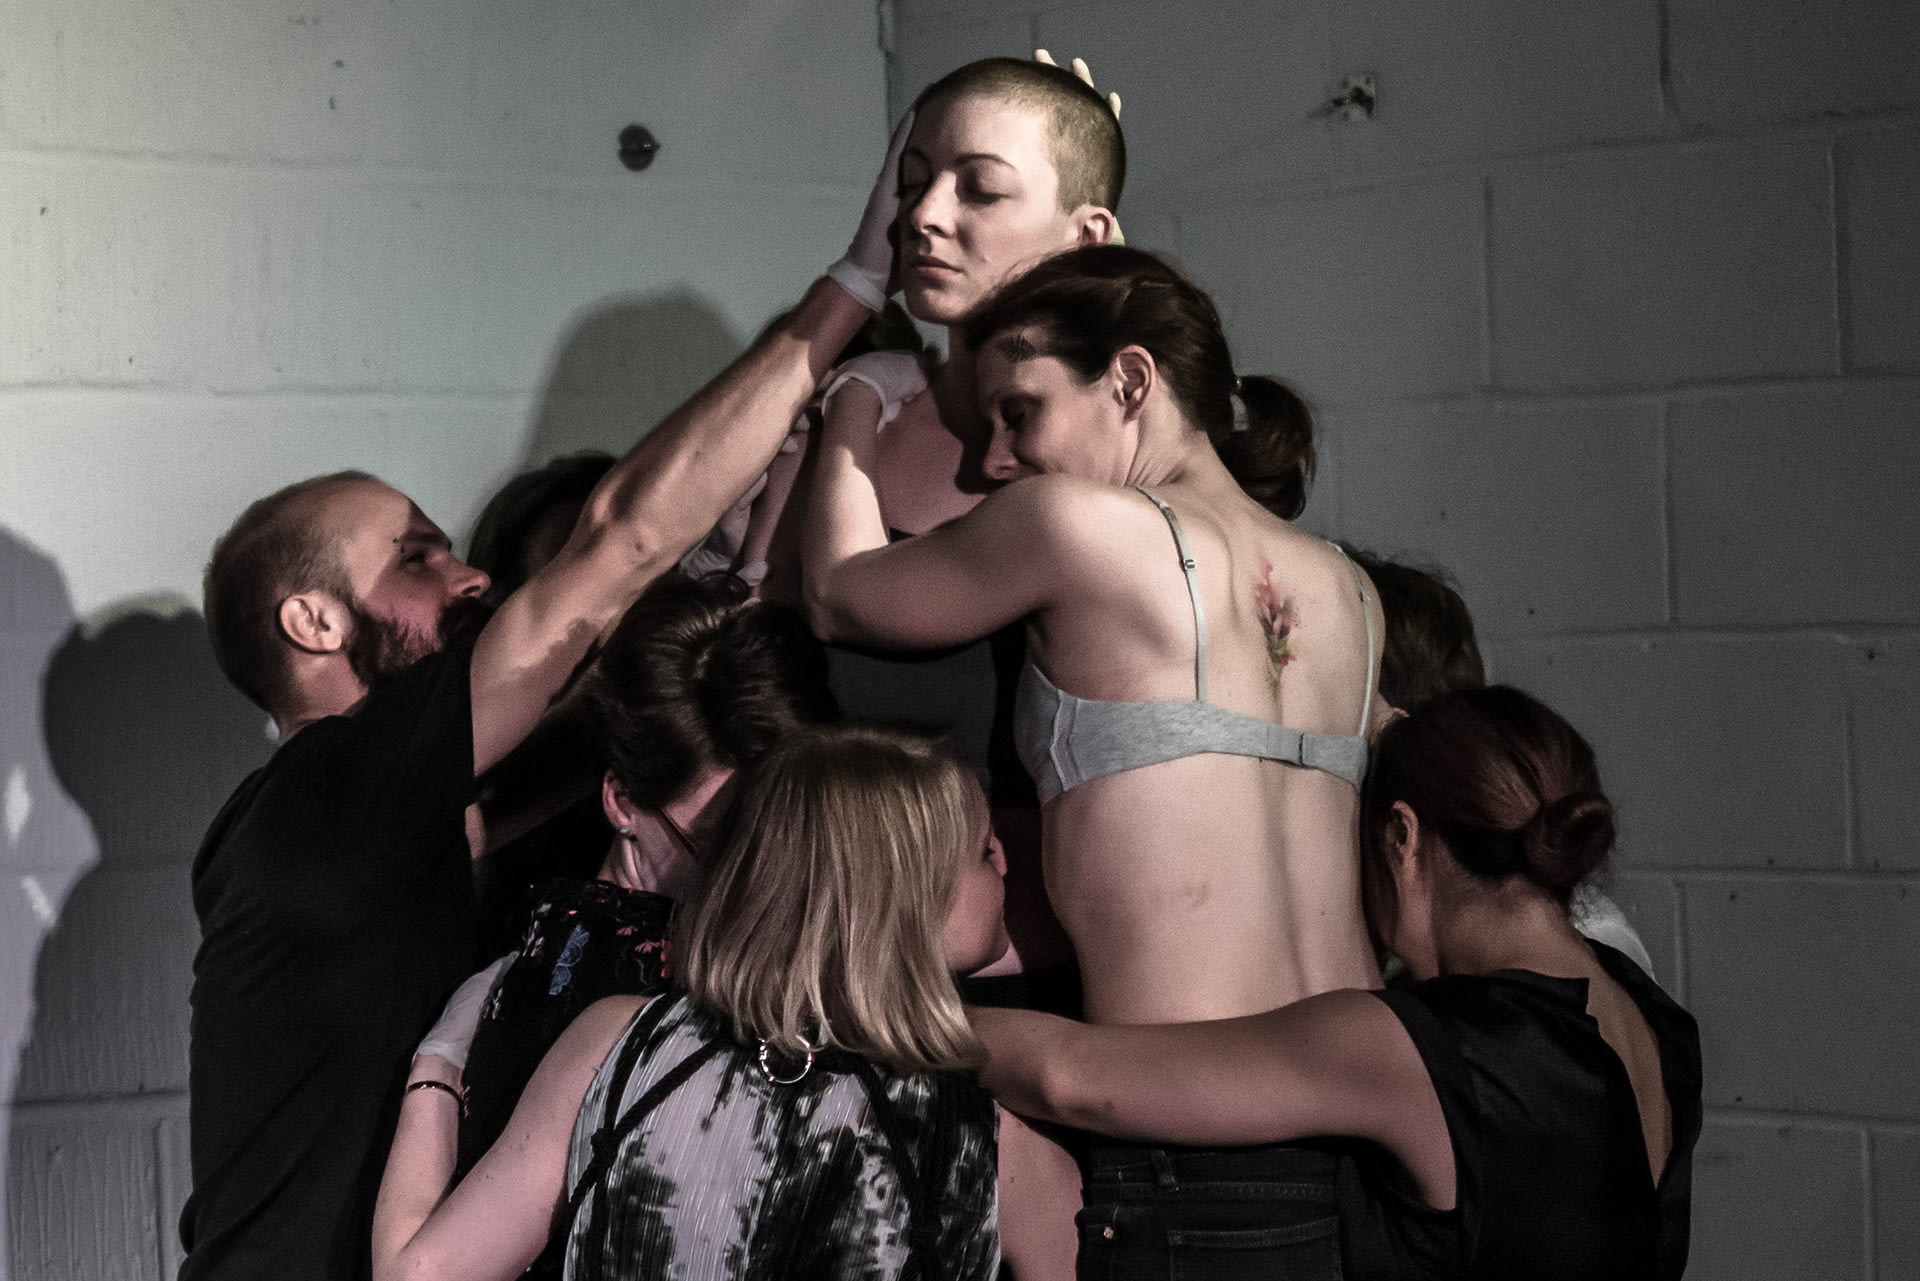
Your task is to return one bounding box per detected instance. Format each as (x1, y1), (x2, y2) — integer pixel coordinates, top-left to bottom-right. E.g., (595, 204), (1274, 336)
(560, 992), (1000, 1281)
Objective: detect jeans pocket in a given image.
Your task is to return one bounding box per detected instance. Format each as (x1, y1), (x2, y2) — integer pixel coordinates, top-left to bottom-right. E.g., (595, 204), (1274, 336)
(1073, 1203), (1122, 1281)
(1166, 1214), (1342, 1281)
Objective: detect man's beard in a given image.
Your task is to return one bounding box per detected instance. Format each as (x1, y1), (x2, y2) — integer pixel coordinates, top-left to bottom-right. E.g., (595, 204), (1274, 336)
(344, 595), (492, 690)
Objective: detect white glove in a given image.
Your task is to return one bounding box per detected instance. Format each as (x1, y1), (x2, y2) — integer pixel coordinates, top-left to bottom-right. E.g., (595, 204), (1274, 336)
(821, 352), (930, 432)
(681, 469), (773, 578)
(1033, 50), (1122, 118)
(415, 955), (509, 1072)
(827, 109), (916, 311)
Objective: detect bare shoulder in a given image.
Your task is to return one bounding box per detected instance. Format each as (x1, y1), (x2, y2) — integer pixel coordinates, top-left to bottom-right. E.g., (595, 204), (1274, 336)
(548, 995), (649, 1072)
(983, 474), (1174, 552)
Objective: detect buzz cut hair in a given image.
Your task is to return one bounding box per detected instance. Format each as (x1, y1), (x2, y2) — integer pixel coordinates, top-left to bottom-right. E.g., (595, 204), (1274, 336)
(202, 470), (377, 712)
(912, 57), (1126, 214)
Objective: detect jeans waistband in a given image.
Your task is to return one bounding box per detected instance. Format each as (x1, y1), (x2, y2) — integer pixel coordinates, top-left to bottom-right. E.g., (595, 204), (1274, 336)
(1084, 1139), (1339, 1190)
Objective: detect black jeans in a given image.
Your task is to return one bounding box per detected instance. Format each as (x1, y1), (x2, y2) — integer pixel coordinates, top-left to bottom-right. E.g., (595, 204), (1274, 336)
(1075, 1141), (1344, 1281)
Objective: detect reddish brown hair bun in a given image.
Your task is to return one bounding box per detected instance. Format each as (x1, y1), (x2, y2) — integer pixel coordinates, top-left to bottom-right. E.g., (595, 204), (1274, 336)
(1361, 686), (1614, 938)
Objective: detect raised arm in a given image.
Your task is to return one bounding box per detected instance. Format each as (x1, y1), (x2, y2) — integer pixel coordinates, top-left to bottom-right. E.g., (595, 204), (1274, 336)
(967, 994), (1456, 1207)
(801, 385), (1104, 649)
(465, 114), (914, 775)
(372, 994), (644, 1281)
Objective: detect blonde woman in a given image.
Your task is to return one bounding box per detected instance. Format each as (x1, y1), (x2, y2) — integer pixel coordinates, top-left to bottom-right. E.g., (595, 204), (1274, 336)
(373, 727), (1008, 1281)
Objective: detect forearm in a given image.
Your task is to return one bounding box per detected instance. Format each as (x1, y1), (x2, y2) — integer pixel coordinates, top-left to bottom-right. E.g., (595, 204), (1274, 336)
(372, 1057), (464, 1281)
(739, 433), (807, 573)
(972, 993), (1415, 1150)
(583, 277), (870, 574)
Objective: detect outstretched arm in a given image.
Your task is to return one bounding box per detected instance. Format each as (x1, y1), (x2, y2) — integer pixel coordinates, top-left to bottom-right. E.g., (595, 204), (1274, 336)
(466, 113), (915, 775)
(967, 994), (1456, 1206)
(372, 995), (644, 1281)
(468, 280), (867, 775)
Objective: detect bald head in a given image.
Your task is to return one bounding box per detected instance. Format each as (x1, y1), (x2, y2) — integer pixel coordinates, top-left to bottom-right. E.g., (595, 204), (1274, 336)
(913, 57), (1126, 214)
(203, 471), (379, 711)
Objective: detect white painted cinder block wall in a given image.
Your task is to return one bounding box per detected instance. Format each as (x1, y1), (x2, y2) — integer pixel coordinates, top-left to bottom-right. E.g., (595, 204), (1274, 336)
(0, 2), (886, 1276)
(888, 2), (1920, 1278)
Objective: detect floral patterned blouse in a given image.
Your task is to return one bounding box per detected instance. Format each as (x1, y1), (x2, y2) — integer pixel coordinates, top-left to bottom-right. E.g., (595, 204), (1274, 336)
(458, 877), (676, 1183)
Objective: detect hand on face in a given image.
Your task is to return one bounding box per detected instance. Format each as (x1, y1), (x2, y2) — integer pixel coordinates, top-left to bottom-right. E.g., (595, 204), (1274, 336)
(829, 109), (918, 311)
(896, 95), (1087, 326)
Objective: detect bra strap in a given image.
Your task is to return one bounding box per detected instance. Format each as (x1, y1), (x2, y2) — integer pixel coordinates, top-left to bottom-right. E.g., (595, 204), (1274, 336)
(1330, 544), (1376, 737)
(1134, 487), (1207, 701)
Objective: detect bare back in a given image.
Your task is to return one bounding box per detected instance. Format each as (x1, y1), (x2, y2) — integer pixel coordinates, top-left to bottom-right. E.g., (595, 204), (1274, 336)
(1586, 966), (1675, 1181)
(1030, 470), (1387, 1024)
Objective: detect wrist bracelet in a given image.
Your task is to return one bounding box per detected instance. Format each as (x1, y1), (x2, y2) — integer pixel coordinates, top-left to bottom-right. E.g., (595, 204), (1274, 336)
(405, 1078), (466, 1115)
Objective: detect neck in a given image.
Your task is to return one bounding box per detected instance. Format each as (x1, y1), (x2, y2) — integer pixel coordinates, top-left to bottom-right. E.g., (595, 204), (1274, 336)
(1125, 402), (1229, 494)
(274, 662), (370, 740)
(1433, 884), (1597, 980)
(931, 330), (987, 441)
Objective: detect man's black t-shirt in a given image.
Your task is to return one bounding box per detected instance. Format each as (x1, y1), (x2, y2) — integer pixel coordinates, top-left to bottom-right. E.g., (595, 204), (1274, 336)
(180, 646), (478, 1281)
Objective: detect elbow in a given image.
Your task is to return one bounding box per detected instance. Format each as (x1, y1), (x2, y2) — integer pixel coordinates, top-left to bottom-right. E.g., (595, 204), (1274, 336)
(569, 502), (676, 587)
(999, 1049), (1095, 1132)
(576, 467), (697, 575)
(801, 571), (851, 644)
(1035, 1058), (1103, 1133)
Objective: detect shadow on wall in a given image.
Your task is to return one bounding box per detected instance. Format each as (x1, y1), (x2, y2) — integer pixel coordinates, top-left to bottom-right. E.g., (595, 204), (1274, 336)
(4, 291), (745, 1274)
(8, 560), (269, 1276)
(519, 290), (744, 464)
(0, 528), (90, 1278)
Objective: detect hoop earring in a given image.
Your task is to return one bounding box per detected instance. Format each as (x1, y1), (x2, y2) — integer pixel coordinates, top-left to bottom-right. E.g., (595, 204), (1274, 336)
(757, 1041), (814, 1085)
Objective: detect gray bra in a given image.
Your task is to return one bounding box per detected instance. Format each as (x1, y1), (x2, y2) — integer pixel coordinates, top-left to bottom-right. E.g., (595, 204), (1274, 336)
(1014, 487), (1376, 804)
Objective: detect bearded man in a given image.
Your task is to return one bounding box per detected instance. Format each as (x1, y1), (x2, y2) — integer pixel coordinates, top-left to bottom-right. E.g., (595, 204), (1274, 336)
(179, 108), (911, 1281)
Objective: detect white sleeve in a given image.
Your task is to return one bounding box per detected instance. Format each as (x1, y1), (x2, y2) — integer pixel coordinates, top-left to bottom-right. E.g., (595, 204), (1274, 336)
(820, 351), (930, 431)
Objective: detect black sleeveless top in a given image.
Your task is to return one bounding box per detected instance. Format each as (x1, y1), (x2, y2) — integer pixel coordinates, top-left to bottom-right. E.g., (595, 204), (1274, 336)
(1338, 943), (1702, 1280)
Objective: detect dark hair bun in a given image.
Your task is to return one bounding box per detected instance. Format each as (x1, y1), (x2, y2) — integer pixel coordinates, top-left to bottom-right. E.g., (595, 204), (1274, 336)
(1217, 375), (1314, 521)
(1518, 790), (1615, 892)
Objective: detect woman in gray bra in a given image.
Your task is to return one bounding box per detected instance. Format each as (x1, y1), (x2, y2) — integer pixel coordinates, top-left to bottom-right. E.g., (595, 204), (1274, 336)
(806, 244), (1388, 1277)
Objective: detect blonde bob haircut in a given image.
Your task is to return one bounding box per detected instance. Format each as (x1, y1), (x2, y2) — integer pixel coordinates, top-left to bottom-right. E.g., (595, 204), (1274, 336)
(673, 725), (989, 1075)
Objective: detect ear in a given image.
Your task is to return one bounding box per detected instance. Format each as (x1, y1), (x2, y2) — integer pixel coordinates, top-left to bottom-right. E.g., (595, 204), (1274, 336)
(277, 592), (349, 656)
(601, 771), (640, 833)
(1108, 345), (1156, 419)
(1068, 205), (1117, 246)
(1388, 800), (1424, 878)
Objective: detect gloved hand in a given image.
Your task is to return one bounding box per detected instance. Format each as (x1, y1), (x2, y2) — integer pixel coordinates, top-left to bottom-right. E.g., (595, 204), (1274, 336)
(415, 955), (508, 1072)
(1034, 50), (1123, 118)
(822, 352), (930, 433)
(1033, 50), (1124, 243)
(682, 469), (773, 579)
(827, 109), (917, 311)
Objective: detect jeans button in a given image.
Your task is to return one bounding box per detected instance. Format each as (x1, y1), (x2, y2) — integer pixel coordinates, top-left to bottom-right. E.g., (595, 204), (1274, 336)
(1102, 1227), (1115, 1240)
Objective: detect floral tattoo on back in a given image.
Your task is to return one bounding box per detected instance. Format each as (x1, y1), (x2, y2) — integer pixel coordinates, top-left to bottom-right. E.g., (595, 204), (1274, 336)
(1255, 559), (1299, 697)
